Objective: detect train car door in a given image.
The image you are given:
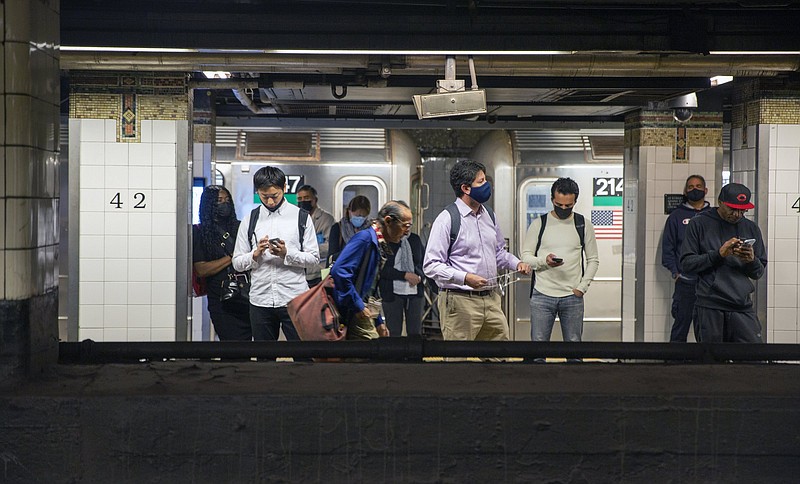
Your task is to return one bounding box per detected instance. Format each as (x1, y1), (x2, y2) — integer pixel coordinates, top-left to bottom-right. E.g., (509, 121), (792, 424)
(333, 175), (388, 220)
(515, 171), (623, 342)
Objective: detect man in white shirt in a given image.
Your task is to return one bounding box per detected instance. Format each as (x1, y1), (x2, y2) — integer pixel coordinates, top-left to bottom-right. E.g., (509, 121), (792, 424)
(233, 166), (320, 341)
(521, 177), (599, 346)
(296, 184), (335, 287)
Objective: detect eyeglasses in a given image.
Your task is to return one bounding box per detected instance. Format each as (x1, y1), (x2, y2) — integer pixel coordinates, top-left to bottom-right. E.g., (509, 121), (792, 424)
(393, 218), (413, 229)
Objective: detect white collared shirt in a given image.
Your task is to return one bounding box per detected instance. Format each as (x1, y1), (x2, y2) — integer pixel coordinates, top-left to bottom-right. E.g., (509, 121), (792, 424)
(232, 202), (320, 307)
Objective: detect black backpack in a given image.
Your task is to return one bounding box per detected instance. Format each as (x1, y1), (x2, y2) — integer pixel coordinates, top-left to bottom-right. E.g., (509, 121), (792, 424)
(247, 206), (309, 251)
(530, 212), (586, 297)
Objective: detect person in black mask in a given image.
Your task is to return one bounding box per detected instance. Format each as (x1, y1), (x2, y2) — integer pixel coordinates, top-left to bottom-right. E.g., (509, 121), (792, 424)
(521, 177), (599, 355)
(661, 175), (713, 342)
(231, 166), (319, 343)
(680, 183), (767, 343)
(296, 184), (335, 287)
(192, 185), (252, 340)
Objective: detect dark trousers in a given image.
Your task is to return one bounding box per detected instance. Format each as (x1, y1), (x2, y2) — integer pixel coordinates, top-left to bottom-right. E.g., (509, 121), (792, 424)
(383, 295), (424, 336)
(670, 279), (699, 342)
(249, 305), (301, 342)
(208, 301), (253, 341)
(694, 306), (762, 343)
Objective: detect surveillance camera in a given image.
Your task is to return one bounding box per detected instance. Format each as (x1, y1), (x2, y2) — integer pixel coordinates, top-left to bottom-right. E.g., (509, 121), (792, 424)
(673, 108), (694, 123)
(667, 93), (697, 123)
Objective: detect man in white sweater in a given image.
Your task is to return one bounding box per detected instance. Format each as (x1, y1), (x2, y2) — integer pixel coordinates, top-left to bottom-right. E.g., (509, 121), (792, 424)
(521, 177), (599, 346)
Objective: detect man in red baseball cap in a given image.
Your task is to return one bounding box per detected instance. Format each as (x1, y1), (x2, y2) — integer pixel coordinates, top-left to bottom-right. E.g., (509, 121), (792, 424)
(679, 183), (767, 343)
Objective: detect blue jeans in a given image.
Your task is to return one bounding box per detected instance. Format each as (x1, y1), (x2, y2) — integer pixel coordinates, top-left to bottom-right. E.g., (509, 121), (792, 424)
(530, 288), (584, 342)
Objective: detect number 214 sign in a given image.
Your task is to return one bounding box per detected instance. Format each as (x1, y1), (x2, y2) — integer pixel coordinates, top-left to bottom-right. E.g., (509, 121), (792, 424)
(594, 177), (623, 197)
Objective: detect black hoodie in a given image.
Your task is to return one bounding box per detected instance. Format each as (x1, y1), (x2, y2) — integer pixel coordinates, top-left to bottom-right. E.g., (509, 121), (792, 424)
(680, 209), (767, 310)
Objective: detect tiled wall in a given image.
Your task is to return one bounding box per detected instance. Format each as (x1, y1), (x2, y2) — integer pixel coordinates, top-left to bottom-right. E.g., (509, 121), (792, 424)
(760, 124), (800, 343)
(1, 0), (60, 301)
(643, 145), (718, 341)
(75, 119), (179, 341)
(622, 111), (721, 341)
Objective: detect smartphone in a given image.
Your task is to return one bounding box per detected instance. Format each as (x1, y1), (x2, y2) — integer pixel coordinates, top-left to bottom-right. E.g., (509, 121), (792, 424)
(741, 238), (756, 246)
(552, 257), (563, 263)
(269, 238), (282, 248)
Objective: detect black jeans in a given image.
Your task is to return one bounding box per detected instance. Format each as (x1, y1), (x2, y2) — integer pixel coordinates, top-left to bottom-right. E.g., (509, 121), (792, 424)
(249, 305), (301, 342)
(382, 295), (424, 336)
(670, 278), (699, 342)
(207, 296), (252, 341)
(694, 306), (762, 343)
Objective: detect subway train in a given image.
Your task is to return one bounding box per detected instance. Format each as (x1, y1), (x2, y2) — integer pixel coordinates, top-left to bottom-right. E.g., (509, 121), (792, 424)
(201, 126), (626, 342)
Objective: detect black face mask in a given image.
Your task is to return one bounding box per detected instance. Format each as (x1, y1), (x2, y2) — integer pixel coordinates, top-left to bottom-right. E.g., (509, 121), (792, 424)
(298, 201), (313, 212)
(214, 202), (233, 220)
(263, 197), (284, 212)
(553, 205), (573, 220)
(686, 189), (705, 202)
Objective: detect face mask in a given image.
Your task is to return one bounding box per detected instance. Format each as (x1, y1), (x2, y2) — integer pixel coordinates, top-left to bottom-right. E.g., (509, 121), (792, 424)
(350, 215), (366, 227)
(298, 200), (313, 212)
(468, 182), (492, 204)
(686, 189), (705, 202)
(263, 196), (284, 212)
(214, 202), (233, 220)
(553, 205), (573, 220)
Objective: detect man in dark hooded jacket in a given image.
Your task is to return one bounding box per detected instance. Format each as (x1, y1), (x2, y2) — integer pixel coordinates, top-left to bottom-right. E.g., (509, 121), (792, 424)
(661, 175), (713, 342)
(680, 183), (767, 343)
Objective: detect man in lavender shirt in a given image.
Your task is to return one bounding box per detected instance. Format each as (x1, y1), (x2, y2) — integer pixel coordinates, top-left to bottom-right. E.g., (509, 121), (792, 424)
(423, 160), (532, 341)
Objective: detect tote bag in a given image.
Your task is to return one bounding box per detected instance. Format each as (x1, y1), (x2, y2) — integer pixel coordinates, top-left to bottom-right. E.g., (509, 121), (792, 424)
(287, 275), (345, 341)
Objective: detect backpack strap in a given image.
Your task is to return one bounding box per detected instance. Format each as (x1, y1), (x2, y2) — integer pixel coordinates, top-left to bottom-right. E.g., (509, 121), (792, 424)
(297, 208), (309, 251)
(573, 212), (586, 277)
(530, 213), (548, 297)
(247, 206), (260, 250)
(445, 203), (460, 258)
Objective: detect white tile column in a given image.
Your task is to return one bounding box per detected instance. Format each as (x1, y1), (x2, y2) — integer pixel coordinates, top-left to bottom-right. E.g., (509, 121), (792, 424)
(622, 111), (721, 341)
(72, 118), (184, 341)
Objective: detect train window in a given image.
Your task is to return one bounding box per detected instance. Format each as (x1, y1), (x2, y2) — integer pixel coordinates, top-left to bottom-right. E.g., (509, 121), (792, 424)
(333, 176), (388, 220)
(518, 178), (557, 249)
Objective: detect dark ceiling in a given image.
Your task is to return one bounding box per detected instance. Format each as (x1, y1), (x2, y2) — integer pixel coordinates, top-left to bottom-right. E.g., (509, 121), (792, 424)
(60, 1), (800, 127)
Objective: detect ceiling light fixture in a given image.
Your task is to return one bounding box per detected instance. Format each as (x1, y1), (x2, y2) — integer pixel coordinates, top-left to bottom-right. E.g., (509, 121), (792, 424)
(412, 56), (487, 120)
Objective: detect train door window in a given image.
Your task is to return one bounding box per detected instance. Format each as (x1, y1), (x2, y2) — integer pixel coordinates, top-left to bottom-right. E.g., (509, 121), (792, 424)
(333, 176), (388, 220)
(518, 178), (557, 249)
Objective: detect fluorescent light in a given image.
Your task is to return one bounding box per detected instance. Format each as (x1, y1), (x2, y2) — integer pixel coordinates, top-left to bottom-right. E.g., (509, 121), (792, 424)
(710, 76), (733, 86)
(709, 51), (800, 55)
(61, 46), (197, 53)
(202, 71), (231, 79)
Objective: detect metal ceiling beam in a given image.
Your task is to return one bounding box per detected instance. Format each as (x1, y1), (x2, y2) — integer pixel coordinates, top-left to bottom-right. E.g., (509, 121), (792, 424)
(61, 53), (800, 77)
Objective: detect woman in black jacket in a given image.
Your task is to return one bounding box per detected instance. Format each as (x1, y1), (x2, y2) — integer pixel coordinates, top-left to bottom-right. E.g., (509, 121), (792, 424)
(379, 231), (425, 336)
(192, 185), (252, 340)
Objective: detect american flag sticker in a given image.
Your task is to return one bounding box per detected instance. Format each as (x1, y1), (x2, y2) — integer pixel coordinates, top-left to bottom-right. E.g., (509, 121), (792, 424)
(591, 209), (623, 239)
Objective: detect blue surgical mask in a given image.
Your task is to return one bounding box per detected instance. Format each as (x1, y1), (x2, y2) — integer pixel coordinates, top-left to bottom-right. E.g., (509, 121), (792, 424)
(350, 215), (366, 227)
(469, 182), (492, 204)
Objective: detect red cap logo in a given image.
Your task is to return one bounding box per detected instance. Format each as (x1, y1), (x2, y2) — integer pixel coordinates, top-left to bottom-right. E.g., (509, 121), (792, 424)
(737, 194), (747, 202)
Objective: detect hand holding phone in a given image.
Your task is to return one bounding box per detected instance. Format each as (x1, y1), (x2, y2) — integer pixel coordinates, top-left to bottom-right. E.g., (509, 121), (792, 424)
(741, 238), (756, 246)
(551, 257), (563, 264)
(269, 237), (282, 248)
